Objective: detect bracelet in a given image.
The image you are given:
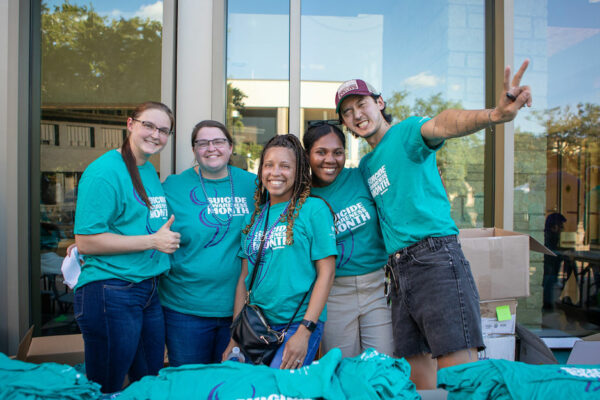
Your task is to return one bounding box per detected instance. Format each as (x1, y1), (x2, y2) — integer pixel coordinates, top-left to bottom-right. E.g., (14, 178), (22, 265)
(300, 319), (317, 332)
(487, 109), (494, 135)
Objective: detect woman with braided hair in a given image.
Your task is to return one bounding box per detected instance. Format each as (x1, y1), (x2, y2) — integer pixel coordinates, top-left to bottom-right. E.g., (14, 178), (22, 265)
(73, 101), (179, 393)
(222, 134), (337, 369)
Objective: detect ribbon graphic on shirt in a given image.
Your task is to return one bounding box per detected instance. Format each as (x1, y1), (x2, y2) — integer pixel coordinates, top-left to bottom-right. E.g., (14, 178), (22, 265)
(133, 188), (157, 236)
(206, 381), (225, 400)
(246, 232), (270, 287)
(133, 188), (168, 259)
(336, 229), (354, 269)
(190, 186), (231, 248)
(207, 382), (258, 400)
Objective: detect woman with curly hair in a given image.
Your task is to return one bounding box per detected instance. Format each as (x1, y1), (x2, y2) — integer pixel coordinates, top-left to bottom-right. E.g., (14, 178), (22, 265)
(222, 134), (336, 369)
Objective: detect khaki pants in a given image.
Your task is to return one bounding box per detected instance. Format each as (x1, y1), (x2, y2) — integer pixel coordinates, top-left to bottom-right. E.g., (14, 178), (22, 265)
(321, 268), (394, 358)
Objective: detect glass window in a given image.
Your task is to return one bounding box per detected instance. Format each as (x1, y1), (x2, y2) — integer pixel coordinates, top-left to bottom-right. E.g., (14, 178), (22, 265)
(226, 0), (290, 172)
(38, 0), (163, 334)
(513, 0), (600, 337)
(300, 1), (486, 228)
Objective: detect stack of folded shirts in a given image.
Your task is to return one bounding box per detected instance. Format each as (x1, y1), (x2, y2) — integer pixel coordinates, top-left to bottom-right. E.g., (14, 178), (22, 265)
(438, 359), (600, 400)
(118, 348), (419, 400)
(0, 353), (100, 400)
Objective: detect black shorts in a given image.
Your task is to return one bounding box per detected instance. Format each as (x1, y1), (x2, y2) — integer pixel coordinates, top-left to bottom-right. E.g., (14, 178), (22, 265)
(386, 235), (485, 358)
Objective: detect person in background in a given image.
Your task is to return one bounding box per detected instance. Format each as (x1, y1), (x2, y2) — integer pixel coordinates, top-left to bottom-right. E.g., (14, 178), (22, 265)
(74, 101), (180, 393)
(542, 212), (566, 311)
(222, 134), (337, 369)
(335, 60), (532, 389)
(303, 122), (393, 358)
(160, 120), (256, 366)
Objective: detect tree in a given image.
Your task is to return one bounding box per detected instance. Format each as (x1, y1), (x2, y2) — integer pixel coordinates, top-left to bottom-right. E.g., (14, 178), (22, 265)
(226, 82), (247, 133)
(41, 1), (162, 105)
(523, 102), (600, 236)
(530, 102), (600, 156)
(225, 82), (259, 170)
(385, 89), (411, 122)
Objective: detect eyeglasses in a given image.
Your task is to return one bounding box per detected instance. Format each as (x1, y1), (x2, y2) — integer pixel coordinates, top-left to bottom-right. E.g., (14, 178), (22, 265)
(307, 119), (342, 128)
(132, 118), (173, 136)
(193, 138), (230, 149)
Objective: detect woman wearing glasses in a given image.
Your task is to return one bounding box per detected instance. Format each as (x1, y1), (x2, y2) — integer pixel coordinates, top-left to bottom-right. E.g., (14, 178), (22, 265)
(159, 120), (257, 366)
(303, 122), (393, 358)
(74, 102), (180, 393)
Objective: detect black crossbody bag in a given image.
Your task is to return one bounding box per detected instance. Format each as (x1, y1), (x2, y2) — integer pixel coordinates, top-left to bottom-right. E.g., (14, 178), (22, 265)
(230, 205), (312, 365)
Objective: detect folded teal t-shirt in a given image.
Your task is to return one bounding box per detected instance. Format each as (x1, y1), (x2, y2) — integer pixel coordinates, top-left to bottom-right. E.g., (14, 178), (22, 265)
(438, 359), (600, 400)
(0, 353), (101, 399)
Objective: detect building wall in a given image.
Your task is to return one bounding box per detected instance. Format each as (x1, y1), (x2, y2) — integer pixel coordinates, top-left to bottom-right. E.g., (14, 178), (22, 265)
(1, 0), (32, 355)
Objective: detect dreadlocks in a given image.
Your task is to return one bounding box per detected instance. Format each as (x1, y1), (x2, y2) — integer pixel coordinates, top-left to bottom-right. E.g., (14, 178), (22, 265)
(243, 134), (312, 245)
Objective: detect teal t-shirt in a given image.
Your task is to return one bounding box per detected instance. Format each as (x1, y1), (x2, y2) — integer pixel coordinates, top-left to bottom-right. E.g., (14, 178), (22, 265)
(118, 348), (419, 400)
(74, 150), (170, 289)
(159, 166), (257, 317)
(117, 348), (347, 400)
(336, 349), (418, 400)
(359, 117), (459, 254)
(0, 353), (101, 399)
(438, 359), (600, 400)
(311, 168), (387, 277)
(240, 197), (337, 324)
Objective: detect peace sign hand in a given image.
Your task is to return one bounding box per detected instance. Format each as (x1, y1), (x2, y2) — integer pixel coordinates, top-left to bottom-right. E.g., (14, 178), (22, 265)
(492, 59), (532, 123)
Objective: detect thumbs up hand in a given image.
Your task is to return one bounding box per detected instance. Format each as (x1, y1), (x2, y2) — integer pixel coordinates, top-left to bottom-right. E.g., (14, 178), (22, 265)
(151, 215), (181, 254)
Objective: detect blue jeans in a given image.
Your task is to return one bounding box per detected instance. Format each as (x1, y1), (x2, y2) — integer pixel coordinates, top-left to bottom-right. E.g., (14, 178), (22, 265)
(163, 306), (232, 366)
(74, 277), (165, 393)
(268, 321), (324, 368)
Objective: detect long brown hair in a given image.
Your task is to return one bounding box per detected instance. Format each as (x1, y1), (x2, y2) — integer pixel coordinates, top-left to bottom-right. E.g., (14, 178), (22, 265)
(243, 134), (311, 245)
(122, 101), (174, 208)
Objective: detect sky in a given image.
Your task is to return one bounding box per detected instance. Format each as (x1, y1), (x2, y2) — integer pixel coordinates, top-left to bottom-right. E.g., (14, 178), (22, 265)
(227, 0), (600, 132)
(44, 0), (163, 22)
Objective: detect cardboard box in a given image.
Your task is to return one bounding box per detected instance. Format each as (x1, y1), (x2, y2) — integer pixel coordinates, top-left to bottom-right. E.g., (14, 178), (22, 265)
(11, 326), (34, 361)
(479, 334), (515, 361)
(480, 299), (517, 335)
(567, 333), (600, 365)
(25, 334), (84, 366)
(459, 228), (554, 300)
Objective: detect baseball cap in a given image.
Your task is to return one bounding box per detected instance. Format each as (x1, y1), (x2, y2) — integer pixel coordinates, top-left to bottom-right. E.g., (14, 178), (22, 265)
(335, 79), (380, 113)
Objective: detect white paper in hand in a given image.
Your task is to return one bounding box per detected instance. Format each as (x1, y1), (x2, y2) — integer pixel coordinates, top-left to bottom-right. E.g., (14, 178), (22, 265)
(61, 246), (82, 289)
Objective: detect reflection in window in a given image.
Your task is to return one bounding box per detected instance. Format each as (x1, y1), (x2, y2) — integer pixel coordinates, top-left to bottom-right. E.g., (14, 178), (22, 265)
(226, 1), (290, 172)
(300, 1), (485, 228)
(39, 0), (163, 334)
(513, 0), (599, 336)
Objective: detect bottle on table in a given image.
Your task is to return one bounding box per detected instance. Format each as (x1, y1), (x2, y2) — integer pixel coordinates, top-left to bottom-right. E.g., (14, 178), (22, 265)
(226, 346), (245, 363)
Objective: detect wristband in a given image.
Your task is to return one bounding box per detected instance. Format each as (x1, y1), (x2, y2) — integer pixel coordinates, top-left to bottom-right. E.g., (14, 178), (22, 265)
(300, 319), (317, 332)
(487, 109), (495, 135)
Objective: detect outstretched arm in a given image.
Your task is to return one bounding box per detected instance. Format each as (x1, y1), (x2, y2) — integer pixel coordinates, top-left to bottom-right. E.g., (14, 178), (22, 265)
(421, 59), (532, 147)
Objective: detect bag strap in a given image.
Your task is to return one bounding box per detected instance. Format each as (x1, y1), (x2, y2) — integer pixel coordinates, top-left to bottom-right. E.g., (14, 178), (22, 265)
(246, 202), (317, 333)
(282, 281), (315, 333)
(247, 204), (271, 294)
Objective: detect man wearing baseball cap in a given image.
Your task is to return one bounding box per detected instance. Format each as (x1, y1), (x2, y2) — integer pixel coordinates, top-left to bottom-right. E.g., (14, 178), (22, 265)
(335, 60), (532, 389)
